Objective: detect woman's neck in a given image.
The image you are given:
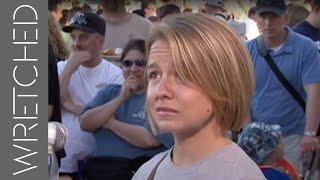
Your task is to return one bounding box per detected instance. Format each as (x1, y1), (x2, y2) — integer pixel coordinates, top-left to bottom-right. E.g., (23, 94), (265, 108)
(172, 122), (231, 166)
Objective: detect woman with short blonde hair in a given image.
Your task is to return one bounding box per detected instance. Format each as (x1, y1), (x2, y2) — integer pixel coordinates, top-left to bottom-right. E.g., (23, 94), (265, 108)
(133, 13), (265, 180)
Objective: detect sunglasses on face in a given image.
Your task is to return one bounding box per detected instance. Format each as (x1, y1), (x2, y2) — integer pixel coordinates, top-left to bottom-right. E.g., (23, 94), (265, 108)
(70, 13), (87, 26)
(122, 59), (146, 67)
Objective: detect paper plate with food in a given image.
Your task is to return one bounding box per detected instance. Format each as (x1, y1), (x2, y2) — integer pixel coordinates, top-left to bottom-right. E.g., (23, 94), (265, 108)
(101, 48), (123, 61)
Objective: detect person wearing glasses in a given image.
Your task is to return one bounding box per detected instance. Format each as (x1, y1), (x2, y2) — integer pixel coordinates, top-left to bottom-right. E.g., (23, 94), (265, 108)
(80, 39), (173, 180)
(58, 12), (124, 179)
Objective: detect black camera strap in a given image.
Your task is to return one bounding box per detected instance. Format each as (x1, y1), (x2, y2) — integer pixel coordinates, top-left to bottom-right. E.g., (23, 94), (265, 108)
(256, 36), (306, 111)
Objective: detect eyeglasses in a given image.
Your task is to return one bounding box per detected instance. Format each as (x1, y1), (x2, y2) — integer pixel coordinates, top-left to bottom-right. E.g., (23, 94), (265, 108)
(122, 59), (146, 67)
(69, 13), (87, 26)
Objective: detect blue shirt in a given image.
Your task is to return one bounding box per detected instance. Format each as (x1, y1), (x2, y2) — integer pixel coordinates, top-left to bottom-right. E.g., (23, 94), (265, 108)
(261, 167), (291, 180)
(85, 84), (174, 159)
(247, 28), (320, 136)
(293, 20), (320, 42)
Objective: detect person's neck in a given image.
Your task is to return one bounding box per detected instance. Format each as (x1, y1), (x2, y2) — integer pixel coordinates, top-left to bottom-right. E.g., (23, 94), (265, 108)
(103, 9), (131, 23)
(82, 56), (102, 68)
(264, 29), (288, 48)
(172, 122), (231, 166)
(306, 12), (320, 29)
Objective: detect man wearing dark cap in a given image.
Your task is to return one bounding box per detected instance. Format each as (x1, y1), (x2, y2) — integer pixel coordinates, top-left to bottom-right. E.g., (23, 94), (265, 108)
(58, 12), (124, 179)
(247, 0), (320, 176)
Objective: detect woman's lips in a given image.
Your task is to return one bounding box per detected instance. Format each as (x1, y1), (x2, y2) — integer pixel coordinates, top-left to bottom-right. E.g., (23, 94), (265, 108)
(155, 107), (178, 117)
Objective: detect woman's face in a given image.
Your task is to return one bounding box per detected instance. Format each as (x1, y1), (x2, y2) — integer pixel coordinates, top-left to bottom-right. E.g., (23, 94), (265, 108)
(147, 40), (213, 137)
(122, 49), (146, 89)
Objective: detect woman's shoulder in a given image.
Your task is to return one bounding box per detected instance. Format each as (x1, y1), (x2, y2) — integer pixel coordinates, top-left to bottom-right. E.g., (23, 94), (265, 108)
(132, 150), (169, 180)
(211, 143), (265, 179)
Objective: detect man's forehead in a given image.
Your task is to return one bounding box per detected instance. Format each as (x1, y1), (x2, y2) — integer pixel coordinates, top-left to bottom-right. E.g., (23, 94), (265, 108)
(258, 11), (283, 17)
(71, 29), (93, 36)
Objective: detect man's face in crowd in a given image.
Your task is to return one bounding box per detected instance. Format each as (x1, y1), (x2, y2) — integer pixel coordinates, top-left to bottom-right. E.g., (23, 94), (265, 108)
(256, 12), (287, 40)
(70, 29), (104, 58)
(145, 3), (155, 17)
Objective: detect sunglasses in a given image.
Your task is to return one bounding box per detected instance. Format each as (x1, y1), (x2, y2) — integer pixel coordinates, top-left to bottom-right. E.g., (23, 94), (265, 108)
(122, 59), (146, 67)
(70, 13), (87, 26)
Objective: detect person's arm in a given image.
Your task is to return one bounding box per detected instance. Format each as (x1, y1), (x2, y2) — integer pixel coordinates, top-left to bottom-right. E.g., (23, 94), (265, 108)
(59, 51), (91, 103)
(301, 83), (320, 153)
(62, 91), (84, 115)
(80, 95), (125, 132)
(103, 117), (161, 149)
(80, 77), (139, 132)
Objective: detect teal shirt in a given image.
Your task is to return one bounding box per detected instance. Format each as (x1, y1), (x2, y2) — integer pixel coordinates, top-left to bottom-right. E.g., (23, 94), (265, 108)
(85, 84), (173, 158)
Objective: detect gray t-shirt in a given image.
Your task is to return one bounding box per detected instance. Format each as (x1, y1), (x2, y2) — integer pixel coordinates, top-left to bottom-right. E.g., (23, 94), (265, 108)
(132, 143), (266, 180)
(102, 13), (153, 49)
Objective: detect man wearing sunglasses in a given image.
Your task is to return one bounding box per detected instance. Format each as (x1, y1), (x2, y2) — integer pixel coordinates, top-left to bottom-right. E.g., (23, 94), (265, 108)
(57, 12), (124, 179)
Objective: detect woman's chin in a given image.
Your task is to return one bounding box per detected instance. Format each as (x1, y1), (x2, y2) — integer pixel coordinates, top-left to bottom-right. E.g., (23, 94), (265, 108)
(156, 121), (178, 134)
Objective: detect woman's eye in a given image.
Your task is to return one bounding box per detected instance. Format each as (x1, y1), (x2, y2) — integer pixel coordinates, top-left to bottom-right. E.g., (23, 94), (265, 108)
(148, 71), (159, 80)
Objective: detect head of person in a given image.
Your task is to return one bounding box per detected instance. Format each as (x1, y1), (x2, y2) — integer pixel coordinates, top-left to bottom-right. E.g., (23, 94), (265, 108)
(305, 0), (320, 12)
(49, 11), (69, 59)
(142, 1), (156, 18)
(248, 6), (257, 21)
(101, 0), (126, 13)
(255, 0), (288, 40)
(286, 4), (309, 27)
(205, 0), (225, 15)
(49, 0), (63, 22)
(158, 4), (181, 20)
(62, 12), (106, 62)
(120, 39), (147, 92)
(238, 122), (283, 166)
(145, 13), (255, 137)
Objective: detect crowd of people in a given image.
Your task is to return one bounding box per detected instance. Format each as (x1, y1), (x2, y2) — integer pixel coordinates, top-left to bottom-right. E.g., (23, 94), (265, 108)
(48, 0), (320, 179)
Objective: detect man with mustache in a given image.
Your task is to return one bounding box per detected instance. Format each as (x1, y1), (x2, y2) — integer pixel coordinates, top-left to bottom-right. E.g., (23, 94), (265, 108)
(247, 0), (320, 177)
(57, 12), (124, 179)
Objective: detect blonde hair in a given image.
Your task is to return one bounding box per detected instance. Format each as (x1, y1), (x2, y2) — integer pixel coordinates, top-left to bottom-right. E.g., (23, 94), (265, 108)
(146, 13), (255, 133)
(49, 12), (69, 59)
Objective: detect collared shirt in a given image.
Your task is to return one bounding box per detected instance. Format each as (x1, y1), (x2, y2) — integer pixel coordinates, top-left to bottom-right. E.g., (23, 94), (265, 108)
(247, 28), (320, 136)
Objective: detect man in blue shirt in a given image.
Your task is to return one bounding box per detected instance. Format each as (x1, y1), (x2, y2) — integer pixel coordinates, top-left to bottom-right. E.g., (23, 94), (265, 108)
(247, 0), (320, 175)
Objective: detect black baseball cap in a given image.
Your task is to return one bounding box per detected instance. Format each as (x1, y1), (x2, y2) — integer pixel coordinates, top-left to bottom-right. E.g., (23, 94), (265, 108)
(255, 0), (287, 15)
(63, 12), (106, 36)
